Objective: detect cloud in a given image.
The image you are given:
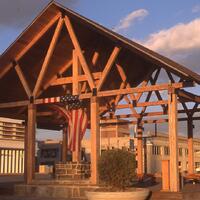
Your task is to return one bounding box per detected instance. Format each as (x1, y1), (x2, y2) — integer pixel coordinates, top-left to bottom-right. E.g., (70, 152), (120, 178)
(192, 5), (200, 13)
(0, 0), (79, 28)
(141, 18), (200, 73)
(113, 9), (148, 32)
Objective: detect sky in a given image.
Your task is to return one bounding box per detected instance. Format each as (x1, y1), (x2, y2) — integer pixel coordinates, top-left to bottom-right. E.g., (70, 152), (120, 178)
(1, 0), (200, 139)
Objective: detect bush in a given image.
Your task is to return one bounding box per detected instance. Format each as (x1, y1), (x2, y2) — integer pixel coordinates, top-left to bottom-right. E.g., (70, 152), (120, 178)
(98, 149), (136, 191)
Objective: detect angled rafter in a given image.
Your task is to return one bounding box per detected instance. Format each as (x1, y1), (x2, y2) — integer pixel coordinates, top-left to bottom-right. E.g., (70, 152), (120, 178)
(33, 17), (64, 97)
(97, 47), (121, 91)
(64, 15), (95, 90)
(139, 69), (161, 116)
(135, 80), (148, 102)
(166, 70), (175, 83)
(82, 51), (99, 93)
(92, 52), (99, 66)
(191, 103), (199, 115)
(178, 89), (200, 104)
(115, 63), (139, 116)
(15, 64), (32, 98)
(0, 13), (61, 80)
(72, 50), (80, 95)
(81, 51), (100, 93)
(115, 81), (126, 105)
(181, 101), (189, 115)
(81, 82), (88, 93)
(116, 63), (136, 100)
(40, 60), (73, 97)
(149, 78), (167, 112)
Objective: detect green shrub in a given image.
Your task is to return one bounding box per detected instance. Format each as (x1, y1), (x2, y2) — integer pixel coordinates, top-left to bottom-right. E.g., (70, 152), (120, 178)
(98, 149), (136, 191)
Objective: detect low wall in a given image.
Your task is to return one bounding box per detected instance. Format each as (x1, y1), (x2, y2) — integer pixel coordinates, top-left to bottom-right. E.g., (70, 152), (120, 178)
(55, 162), (90, 180)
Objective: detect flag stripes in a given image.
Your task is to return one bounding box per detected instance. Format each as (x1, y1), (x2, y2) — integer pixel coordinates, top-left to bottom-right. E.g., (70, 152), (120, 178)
(42, 97), (60, 104)
(50, 105), (87, 151)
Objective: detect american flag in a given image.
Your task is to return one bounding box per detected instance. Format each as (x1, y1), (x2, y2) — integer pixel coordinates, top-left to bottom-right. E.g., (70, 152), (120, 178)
(50, 104), (88, 151)
(42, 95), (79, 105)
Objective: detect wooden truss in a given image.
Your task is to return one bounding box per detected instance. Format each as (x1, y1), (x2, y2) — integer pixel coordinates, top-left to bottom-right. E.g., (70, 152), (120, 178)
(0, 11), (200, 190)
(0, 14), (199, 124)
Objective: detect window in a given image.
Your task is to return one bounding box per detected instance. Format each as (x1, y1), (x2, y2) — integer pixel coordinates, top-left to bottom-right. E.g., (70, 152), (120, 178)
(179, 161), (182, 169)
(185, 148), (188, 155)
(41, 148), (58, 158)
(152, 145), (161, 155)
(195, 162), (200, 169)
(179, 148), (183, 157)
(164, 146), (169, 155)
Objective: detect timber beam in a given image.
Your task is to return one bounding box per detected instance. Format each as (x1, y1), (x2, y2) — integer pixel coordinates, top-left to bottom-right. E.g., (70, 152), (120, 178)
(0, 82), (195, 109)
(100, 116), (200, 125)
(33, 17), (64, 97)
(178, 89), (200, 103)
(51, 72), (102, 86)
(15, 63), (32, 98)
(0, 100), (29, 109)
(97, 47), (121, 91)
(101, 107), (200, 119)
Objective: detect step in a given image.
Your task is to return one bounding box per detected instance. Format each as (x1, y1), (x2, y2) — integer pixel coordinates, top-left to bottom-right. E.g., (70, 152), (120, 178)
(151, 191), (183, 200)
(14, 183), (98, 199)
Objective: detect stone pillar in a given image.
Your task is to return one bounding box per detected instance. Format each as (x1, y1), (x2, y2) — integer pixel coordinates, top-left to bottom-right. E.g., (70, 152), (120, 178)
(187, 115), (194, 174)
(137, 123), (143, 176)
(168, 88), (179, 192)
(62, 127), (68, 163)
(25, 104), (36, 184)
(90, 96), (100, 184)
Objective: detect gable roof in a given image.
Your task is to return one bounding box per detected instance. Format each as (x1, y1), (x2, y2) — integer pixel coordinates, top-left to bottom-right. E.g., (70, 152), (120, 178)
(0, 2), (200, 129)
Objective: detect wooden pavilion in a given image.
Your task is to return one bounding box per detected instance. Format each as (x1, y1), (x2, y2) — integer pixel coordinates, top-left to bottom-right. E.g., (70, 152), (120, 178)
(0, 2), (200, 192)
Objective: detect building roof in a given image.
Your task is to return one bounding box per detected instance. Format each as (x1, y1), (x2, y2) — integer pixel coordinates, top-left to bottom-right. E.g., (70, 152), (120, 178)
(0, 2), (200, 128)
(1, 2), (200, 87)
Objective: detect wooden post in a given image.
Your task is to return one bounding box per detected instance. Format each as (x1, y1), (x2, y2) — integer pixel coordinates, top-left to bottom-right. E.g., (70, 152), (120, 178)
(72, 49), (81, 162)
(162, 160), (170, 191)
(168, 88), (179, 192)
(187, 115), (194, 174)
(143, 137), (147, 174)
(62, 127), (68, 163)
(137, 123), (143, 176)
(90, 96), (100, 184)
(25, 104), (36, 184)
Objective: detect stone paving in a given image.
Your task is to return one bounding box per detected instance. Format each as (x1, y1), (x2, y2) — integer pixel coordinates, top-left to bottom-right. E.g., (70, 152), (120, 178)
(0, 176), (200, 200)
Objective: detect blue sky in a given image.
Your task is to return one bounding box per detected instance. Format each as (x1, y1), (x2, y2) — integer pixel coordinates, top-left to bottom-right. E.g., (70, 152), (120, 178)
(1, 0), (200, 72)
(1, 0), (200, 139)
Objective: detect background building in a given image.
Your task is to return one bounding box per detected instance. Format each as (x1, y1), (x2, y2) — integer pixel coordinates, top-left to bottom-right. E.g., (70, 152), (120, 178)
(37, 140), (62, 166)
(146, 133), (200, 174)
(0, 117), (25, 174)
(1, 115), (199, 176)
